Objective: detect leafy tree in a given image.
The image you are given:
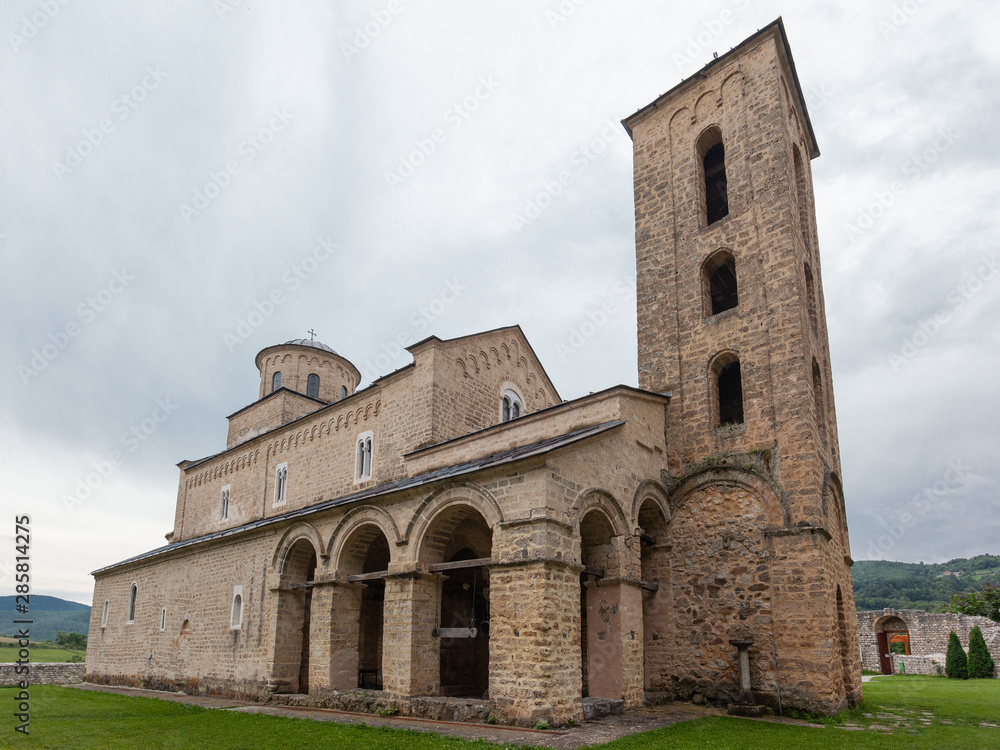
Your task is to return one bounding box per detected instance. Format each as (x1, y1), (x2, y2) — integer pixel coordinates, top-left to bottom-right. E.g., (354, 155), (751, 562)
(945, 630), (968, 679)
(946, 583), (1000, 624)
(55, 631), (87, 650)
(967, 626), (996, 679)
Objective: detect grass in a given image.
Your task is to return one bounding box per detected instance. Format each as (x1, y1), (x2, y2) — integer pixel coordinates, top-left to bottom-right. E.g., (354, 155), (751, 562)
(1, 677), (998, 749)
(0, 647), (85, 663)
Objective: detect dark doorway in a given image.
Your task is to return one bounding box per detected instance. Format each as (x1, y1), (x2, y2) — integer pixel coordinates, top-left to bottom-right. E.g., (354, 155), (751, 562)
(439, 548), (490, 697)
(876, 632), (892, 675)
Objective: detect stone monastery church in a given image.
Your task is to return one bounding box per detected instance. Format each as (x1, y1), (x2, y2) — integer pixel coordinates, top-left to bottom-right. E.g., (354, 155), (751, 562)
(87, 20), (862, 726)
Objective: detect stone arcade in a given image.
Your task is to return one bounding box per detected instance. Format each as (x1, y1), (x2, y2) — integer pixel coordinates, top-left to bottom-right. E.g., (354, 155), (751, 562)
(86, 20), (862, 726)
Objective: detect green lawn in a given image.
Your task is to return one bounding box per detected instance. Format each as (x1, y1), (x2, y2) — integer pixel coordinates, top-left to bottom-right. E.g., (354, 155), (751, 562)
(0, 677), (998, 749)
(0, 647), (84, 663)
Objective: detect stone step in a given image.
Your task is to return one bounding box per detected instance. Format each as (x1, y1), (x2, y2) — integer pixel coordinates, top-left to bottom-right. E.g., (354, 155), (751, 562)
(582, 696), (625, 720)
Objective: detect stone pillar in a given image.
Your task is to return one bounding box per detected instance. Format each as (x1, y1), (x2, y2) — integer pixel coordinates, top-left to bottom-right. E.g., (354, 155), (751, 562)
(306, 581), (337, 693)
(323, 582), (365, 691)
(488, 560), (583, 727)
(266, 587), (307, 693)
(585, 579), (644, 709)
(382, 571), (439, 699)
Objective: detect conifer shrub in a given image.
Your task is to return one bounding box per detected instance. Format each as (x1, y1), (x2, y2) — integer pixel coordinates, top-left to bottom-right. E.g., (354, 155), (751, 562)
(945, 630), (968, 679)
(967, 625), (996, 678)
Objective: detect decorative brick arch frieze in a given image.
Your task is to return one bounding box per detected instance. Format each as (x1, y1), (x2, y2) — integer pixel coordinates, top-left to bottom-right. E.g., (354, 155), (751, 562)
(629, 480), (671, 533)
(665, 465), (789, 528)
(326, 505), (402, 569)
(404, 483), (504, 562)
(271, 522), (327, 581)
(261, 398), (382, 461)
(453, 336), (555, 408)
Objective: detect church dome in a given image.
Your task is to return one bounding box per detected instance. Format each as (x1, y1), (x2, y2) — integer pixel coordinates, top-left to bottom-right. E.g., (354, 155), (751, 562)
(283, 338), (338, 355)
(254, 336), (360, 404)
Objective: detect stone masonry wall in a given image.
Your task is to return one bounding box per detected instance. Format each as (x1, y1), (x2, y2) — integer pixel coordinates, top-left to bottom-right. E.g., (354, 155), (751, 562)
(858, 609), (1000, 676)
(0, 663), (85, 686)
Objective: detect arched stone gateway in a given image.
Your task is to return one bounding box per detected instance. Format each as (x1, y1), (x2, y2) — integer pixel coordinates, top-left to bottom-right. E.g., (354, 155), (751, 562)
(874, 615), (911, 675)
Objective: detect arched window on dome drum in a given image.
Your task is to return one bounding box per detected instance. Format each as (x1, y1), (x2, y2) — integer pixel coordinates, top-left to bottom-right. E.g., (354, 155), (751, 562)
(307, 374), (320, 399)
(341, 385), (348, 399)
(272, 371), (282, 392)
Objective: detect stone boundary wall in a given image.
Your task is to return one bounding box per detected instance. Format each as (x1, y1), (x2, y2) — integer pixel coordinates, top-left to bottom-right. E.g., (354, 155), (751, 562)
(858, 609), (1000, 676)
(0, 663), (85, 686)
(893, 654), (945, 676)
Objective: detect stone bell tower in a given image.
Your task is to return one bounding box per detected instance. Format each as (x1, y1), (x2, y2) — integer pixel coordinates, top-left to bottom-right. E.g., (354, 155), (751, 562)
(623, 19), (862, 711)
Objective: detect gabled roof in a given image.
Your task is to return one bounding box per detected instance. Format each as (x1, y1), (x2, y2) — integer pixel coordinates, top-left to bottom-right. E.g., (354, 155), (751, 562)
(621, 18), (820, 158)
(95, 419), (625, 576)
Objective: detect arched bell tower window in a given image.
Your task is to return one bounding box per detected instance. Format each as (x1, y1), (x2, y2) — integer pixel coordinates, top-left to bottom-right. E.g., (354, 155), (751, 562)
(804, 263), (818, 335)
(306, 373), (320, 399)
(703, 250), (738, 316)
(794, 145), (811, 250)
(698, 127), (729, 226)
(501, 389), (523, 422)
(711, 353), (744, 427)
(271, 371), (282, 392)
(813, 359), (827, 442)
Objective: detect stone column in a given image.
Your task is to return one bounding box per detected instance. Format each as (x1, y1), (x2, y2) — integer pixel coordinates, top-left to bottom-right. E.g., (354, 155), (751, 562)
(382, 571), (439, 699)
(489, 560), (583, 727)
(305, 580), (337, 694)
(321, 582), (365, 691)
(584, 578), (645, 709)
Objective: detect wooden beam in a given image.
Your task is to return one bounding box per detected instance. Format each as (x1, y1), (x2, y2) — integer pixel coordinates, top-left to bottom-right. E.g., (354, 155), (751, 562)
(583, 566), (605, 579)
(428, 557), (492, 573)
(641, 581), (660, 592)
(288, 581), (315, 590)
(345, 570), (389, 583)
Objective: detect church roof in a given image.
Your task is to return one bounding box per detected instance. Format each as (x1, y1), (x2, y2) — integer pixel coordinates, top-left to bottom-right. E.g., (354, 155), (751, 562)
(92, 419), (626, 576)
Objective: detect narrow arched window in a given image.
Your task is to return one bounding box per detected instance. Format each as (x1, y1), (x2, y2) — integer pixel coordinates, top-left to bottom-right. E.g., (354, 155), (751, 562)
(231, 587), (243, 630)
(355, 431), (373, 481)
(272, 371), (282, 392)
(813, 359), (827, 442)
(794, 145), (810, 249)
(341, 385), (348, 399)
(220, 485), (230, 520)
(160, 608), (166, 632)
(712, 354), (744, 427)
(804, 263), (818, 335)
(703, 250), (738, 316)
(273, 463), (287, 505)
(699, 128), (729, 226)
(127, 583), (138, 623)
(101, 600), (109, 628)
(501, 389), (523, 422)
(307, 374), (320, 399)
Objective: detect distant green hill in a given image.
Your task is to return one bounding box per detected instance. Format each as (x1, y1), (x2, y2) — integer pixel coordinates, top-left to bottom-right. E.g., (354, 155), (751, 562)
(0, 595), (90, 642)
(853, 554), (1000, 612)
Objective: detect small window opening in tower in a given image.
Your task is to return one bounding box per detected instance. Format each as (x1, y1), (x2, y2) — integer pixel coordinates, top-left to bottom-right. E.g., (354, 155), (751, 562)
(804, 263), (818, 335)
(717, 361), (744, 426)
(341, 385), (348, 399)
(710, 260), (738, 315)
(307, 373), (320, 399)
(272, 371), (282, 392)
(703, 142), (729, 225)
(813, 359), (827, 442)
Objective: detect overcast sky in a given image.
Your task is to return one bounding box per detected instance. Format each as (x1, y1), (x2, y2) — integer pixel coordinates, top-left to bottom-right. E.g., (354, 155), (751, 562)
(2, 1), (998, 606)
